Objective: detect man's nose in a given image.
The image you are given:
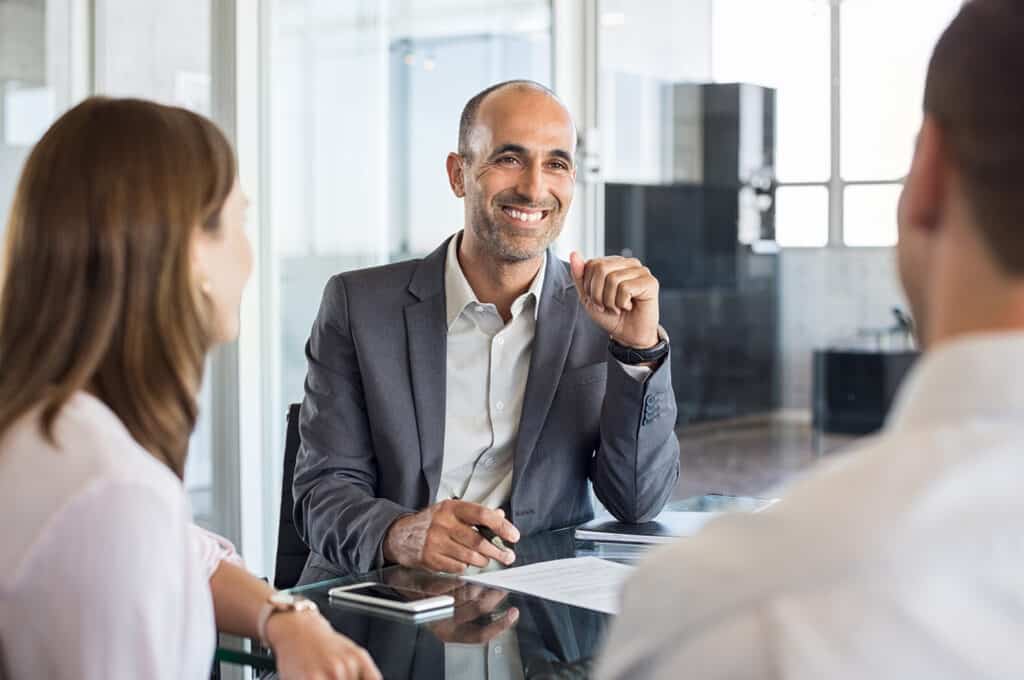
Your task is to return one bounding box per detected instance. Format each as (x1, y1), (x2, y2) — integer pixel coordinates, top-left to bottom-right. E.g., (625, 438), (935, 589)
(516, 162), (545, 204)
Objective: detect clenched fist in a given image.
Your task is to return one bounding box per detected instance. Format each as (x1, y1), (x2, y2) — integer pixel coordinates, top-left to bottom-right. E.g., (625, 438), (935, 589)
(569, 252), (660, 349)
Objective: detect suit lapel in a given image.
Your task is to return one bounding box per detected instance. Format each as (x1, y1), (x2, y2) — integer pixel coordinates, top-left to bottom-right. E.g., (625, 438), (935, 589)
(512, 255), (579, 491)
(405, 238), (452, 503)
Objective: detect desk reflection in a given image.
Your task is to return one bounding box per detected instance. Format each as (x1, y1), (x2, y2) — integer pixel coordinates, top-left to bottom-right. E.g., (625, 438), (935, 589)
(299, 531), (608, 679)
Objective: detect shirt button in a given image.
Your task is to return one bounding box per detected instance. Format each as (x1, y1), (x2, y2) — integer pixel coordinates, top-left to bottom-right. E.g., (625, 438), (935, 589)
(495, 401), (505, 411)
(496, 337), (505, 346)
(475, 305), (485, 313)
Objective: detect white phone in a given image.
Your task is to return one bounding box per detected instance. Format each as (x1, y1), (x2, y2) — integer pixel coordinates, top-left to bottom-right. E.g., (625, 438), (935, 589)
(328, 582), (455, 615)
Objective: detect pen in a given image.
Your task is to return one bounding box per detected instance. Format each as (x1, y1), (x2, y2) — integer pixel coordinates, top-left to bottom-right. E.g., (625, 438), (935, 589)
(475, 523), (510, 548)
(451, 495), (516, 549)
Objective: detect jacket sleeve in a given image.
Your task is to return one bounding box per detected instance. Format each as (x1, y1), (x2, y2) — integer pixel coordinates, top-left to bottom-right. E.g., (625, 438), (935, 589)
(589, 352), (680, 522)
(291, 274), (412, 574)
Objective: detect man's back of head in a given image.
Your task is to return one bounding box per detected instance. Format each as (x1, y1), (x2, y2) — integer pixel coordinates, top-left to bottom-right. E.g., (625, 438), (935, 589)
(899, 0), (1024, 347)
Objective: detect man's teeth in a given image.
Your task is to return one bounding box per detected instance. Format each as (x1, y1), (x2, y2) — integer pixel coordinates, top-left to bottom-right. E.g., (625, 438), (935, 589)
(504, 207), (544, 223)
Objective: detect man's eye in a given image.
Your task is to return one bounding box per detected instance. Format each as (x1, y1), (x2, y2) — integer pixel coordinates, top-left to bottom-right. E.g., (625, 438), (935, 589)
(548, 161), (569, 171)
(496, 156), (520, 166)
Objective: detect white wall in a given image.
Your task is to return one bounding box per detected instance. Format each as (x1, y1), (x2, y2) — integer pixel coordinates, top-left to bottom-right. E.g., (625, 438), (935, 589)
(93, 0), (210, 112)
(778, 246), (907, 409)
(0, 1), (45, 82)
(0, 0), (45, 223)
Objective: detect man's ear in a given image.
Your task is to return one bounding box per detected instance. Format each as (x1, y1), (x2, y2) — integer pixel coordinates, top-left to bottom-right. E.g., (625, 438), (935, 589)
(899, 115), (947, 235)
(446, 152), (466, 198)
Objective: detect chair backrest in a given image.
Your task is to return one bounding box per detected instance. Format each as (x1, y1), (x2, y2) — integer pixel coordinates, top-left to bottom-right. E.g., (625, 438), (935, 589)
(273, 403), (311, 590)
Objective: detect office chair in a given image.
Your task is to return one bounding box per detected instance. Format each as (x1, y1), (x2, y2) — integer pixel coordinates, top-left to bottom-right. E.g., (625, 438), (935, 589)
(273, 403), (311, 590)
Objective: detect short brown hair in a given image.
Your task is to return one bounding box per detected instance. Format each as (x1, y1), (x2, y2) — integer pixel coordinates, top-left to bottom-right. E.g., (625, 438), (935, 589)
(924, 0), (1024, 273)
(0, 97), (236, 477)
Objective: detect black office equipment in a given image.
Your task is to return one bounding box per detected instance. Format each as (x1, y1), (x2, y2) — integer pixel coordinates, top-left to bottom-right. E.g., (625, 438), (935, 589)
(605, 82), (780, 425)
(813, 349), (917, 435)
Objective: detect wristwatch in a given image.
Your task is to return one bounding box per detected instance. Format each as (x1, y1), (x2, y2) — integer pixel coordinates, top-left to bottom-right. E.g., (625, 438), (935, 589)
(609, 328), (670, 365)
(257, 592), (319, 647)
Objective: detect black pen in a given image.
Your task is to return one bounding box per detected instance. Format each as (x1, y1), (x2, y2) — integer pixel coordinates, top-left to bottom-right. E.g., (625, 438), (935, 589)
(451, 495), (516, 549)
(475, 523), (509, 548)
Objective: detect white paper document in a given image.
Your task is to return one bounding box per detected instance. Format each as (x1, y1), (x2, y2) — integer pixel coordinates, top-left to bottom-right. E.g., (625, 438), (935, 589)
(461, 556), (634, 615)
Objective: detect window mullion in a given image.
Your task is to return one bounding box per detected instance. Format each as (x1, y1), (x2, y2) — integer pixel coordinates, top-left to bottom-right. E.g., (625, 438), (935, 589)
(829, 0), (843, 246)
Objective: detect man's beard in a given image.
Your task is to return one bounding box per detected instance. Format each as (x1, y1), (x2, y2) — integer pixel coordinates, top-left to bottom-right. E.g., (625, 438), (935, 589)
(469, 200), (563, 263)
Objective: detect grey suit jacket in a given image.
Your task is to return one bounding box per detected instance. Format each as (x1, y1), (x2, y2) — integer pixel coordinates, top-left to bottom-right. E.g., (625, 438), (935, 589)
(293, 236), (680, 575)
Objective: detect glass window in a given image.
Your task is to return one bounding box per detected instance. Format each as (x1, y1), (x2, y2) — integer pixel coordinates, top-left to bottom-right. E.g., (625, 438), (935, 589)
(600, 0), (715, 183)
(840, 0), (961, 181)
(268, 0), (552, 448)
(843, 183), (901, 247)
(712, 0), (830, 183)
(776, 185), (829, 248)
(93, 0), (216, 527)
(93, 0), (211, 115)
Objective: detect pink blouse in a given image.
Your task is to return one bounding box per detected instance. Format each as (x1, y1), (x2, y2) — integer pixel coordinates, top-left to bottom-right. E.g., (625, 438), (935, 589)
(0, 393), (240, 679)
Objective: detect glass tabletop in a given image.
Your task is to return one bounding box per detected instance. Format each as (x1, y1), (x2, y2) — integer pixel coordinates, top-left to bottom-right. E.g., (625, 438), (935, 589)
(216, 494), (768, 678)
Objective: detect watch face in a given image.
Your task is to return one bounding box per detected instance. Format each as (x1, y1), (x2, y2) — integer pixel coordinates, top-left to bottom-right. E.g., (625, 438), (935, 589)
(270, 592), (296, 607)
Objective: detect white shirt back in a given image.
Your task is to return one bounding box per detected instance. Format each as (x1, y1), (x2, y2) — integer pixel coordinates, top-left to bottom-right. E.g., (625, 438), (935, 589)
(597, 332), (1024, 680)
(0, 392), (233, 680)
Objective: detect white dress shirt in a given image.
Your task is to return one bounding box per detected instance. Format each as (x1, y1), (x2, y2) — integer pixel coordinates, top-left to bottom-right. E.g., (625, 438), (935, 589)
(598, 332), (1024, 680)
(437, 232), (651, 508)
(437, 234), (546, 507)
(0, 392), (240, 680)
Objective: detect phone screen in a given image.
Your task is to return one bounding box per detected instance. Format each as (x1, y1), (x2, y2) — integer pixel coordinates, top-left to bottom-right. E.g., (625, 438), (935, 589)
(342, 584), (434, 603)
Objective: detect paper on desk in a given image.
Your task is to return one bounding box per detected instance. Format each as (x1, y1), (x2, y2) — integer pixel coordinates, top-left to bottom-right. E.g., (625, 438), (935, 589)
(461, 556), (634, 615)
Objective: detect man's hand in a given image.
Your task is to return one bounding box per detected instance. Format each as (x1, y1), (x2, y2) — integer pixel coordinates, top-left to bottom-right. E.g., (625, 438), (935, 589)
(569, 252), (660, 349)
(382, 499), (520, 573)
(429, 584), (519, 644)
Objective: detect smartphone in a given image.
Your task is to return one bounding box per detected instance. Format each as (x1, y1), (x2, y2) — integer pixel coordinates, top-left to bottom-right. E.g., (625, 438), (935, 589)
(328, 582), (455, 615)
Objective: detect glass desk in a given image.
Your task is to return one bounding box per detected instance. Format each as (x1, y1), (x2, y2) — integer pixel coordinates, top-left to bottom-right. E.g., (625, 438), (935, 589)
(216, 494), (767, 678)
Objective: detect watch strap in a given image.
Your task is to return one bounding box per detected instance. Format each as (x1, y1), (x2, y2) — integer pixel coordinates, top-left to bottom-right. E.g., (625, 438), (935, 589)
(609, 333), (670, 365)
(257, 594), (318, 647)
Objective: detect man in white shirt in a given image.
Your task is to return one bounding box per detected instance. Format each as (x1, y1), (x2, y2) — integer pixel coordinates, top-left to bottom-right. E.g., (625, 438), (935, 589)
(294, 80), (680, 580)
(598, 2), (1024, 678)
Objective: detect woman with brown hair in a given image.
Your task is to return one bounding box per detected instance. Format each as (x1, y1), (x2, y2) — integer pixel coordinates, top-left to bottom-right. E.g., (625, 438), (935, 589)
(0, 98), (379, 680)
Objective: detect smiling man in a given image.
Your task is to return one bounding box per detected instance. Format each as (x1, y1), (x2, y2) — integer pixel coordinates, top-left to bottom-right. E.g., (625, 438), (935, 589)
(292, 80), (680, 578)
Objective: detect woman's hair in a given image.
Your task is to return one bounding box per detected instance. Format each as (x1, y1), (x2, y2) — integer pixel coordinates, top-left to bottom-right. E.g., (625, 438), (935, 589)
(0, 97), (236, 478)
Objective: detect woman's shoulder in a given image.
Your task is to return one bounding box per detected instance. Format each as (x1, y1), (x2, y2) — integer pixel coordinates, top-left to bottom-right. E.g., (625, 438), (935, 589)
(4, 391), (182, 488)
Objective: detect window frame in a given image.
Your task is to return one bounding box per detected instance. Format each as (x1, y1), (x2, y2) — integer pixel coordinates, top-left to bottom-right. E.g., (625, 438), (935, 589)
(775, 0), (907, 249)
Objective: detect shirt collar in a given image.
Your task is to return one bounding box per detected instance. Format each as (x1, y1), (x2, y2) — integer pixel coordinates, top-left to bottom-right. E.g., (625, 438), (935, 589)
(886, 331), (1024, 432)
(444, 232), (546, 329)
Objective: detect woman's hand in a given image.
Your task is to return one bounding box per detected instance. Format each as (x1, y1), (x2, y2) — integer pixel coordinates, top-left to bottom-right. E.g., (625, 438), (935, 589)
(266, 610), (382, 680)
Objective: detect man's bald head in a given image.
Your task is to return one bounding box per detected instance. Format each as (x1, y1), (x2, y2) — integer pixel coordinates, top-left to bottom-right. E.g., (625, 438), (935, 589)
(457, 80), (575, 160)
(446, 79), (577, 263)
